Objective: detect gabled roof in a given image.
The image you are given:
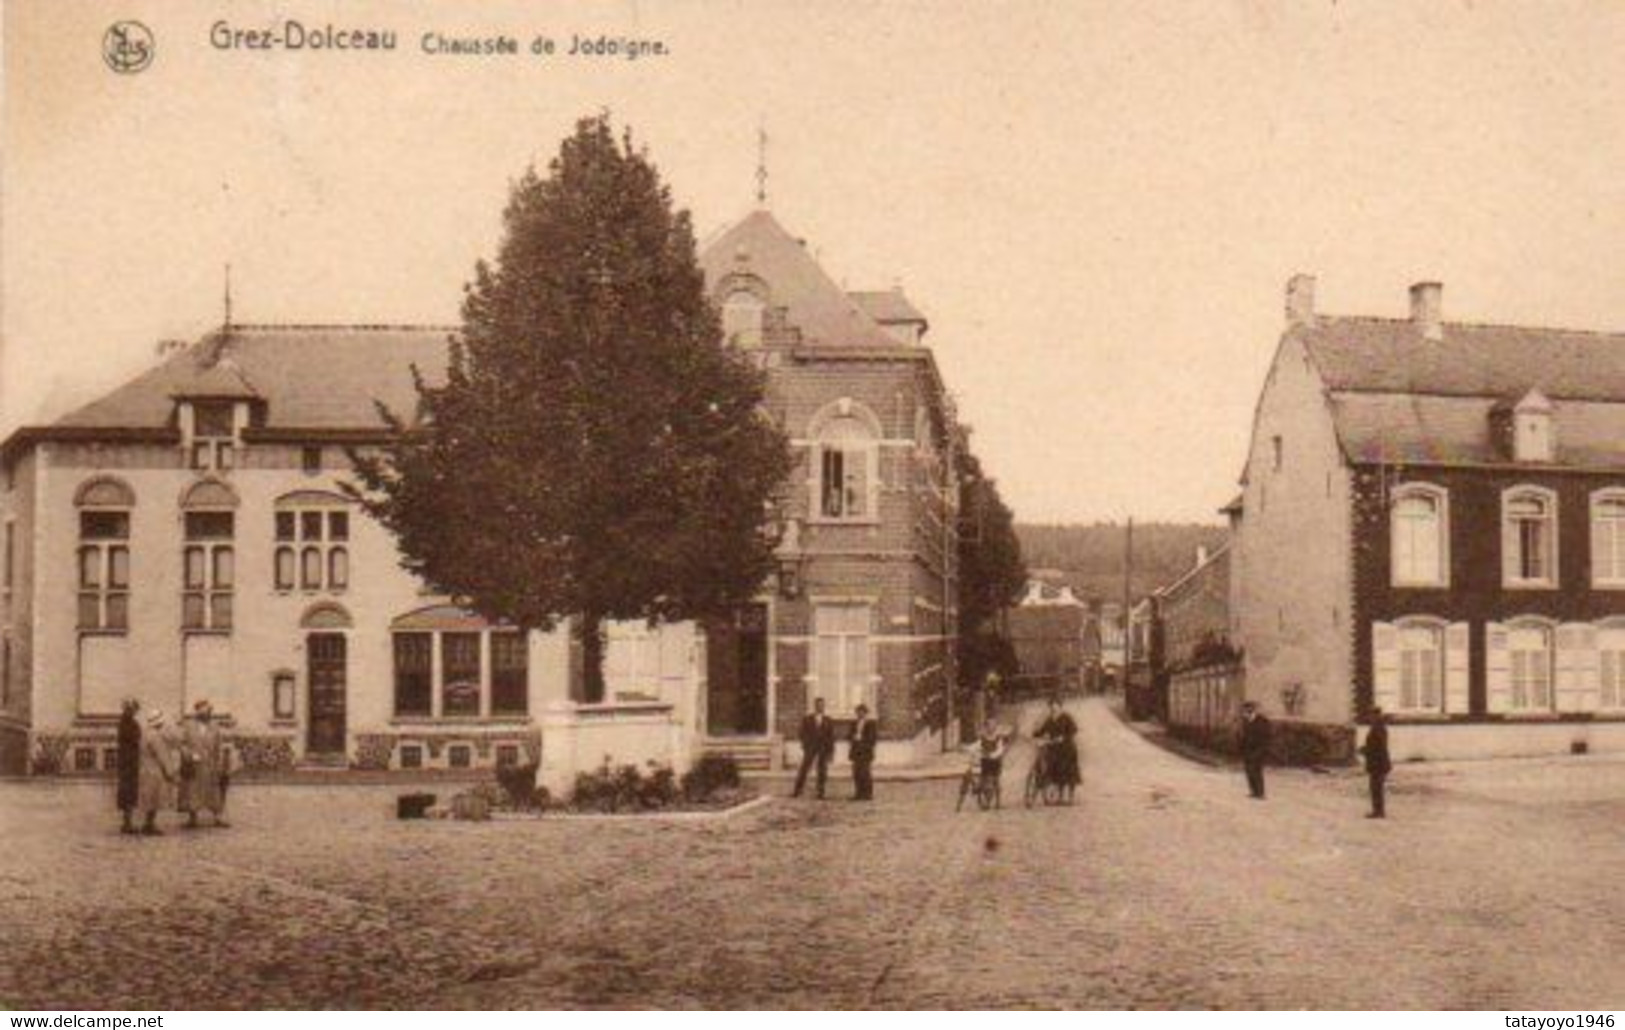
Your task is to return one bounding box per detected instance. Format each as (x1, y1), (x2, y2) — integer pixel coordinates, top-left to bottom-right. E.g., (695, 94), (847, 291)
(699, 210), (901, 349)
(52, 325), (453, 432)
(1294, 313), (1625, 471)
(848, 288), (927, 327)
(1298, 317), (1625, 401)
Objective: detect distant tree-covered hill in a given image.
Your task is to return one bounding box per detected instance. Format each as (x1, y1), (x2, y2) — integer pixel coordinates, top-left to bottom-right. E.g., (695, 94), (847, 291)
(1014, 521), (1229, 604)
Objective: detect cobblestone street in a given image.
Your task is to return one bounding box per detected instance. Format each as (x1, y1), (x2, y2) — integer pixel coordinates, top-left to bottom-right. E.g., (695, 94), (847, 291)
(3, 698), (1624, 1009)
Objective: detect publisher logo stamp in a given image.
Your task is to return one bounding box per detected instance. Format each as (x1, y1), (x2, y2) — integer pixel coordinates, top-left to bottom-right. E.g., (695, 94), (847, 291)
(103, 21), (155, 74)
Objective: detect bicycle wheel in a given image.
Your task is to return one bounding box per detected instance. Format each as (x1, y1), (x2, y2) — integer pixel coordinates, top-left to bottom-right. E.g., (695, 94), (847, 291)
(1024, 766), (1040, 808)
(1042, 780), (1063, 806)
(976, 778), (996, 811)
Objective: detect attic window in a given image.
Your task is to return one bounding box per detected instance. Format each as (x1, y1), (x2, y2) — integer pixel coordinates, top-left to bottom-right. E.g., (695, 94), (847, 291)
(1514, 411), (1554, 463)
(189, 401), (237, 471)
(721, 291), (765, 347)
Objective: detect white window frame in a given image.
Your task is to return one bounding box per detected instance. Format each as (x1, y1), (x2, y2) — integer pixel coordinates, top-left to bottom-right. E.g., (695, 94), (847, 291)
(1502, 486), (1558, 590)
(181, 510), (234, 633)
(1591, 490), (1625, 588)
(1390, 483), (1450, 589)
(812, 601), (875, 716)
(77, 509), (131, 634)
(720, 289), (766, 347)
(1506, 619), (1556, 713)
(1393, 618), (1446, 714)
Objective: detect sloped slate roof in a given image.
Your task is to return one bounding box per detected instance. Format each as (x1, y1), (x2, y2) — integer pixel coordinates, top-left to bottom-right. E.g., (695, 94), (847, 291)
(1300, 317), (1625, 400)
(1298, 315), (1625, 469)
(1329, 393), (1625, 470)
(53, 325), (453, 431)
(848, 289), (926, 326)
(699, 210), (900, 349)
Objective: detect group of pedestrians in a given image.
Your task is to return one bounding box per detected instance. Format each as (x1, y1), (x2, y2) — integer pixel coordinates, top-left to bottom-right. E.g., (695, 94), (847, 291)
(116, 698), (233, 835)
(790, 697), (877, 801)
(1237, 701), (1393, 818)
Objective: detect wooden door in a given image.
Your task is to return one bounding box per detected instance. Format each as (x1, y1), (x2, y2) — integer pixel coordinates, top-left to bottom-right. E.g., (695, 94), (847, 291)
(306, 633), (347, 755)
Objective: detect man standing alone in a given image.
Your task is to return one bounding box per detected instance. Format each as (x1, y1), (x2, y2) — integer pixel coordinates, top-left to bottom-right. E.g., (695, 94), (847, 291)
(792, 697), (836, 799)
(1362, 706), (1392, 819)
(849, 703), (878, 801)
(1239, 701), (1271, 800)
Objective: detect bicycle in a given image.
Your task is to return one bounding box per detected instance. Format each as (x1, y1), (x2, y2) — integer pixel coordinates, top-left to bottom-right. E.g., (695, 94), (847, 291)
(956, 756), (1000, 812)
(1024, 743), (1066, 808)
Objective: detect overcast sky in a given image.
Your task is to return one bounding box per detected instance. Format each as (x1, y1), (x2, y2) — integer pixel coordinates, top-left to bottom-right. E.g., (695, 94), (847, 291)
(3, 1), (1622, 523)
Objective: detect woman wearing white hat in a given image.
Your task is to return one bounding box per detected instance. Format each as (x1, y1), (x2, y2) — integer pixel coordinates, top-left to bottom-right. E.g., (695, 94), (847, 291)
(136, 709), (177, 836)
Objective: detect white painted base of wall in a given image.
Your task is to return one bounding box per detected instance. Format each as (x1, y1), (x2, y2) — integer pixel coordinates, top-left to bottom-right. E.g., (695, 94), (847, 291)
(1365, 721), (1625, 762)
(537, 700), (698, 798)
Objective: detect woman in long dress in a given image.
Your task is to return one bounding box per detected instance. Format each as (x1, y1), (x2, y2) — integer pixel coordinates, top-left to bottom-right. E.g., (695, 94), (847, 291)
(1035, 697), (1081, 803)
(115, 698), (142, 834)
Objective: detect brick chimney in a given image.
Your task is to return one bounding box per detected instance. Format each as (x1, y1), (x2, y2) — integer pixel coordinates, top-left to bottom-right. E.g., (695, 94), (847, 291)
(1410, 281), (1443, 341)
(1285, 274), (1317, 328)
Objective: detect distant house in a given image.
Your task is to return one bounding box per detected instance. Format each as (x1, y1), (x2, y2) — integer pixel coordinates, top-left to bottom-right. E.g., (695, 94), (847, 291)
(1148, 543), (1238, 745)
(1231, 275), (1625, 761)
(1006, 580), (1085, 693)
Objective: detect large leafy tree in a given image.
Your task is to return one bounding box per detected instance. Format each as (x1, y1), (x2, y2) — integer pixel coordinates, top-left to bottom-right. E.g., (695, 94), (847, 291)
(352, 114), (793, 701)
(956, 448), (1026, 703)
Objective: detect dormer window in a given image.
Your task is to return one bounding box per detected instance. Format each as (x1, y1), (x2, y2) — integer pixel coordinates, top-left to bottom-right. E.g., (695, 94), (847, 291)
(1510, 390), (1555, 463)
(189, 401), (238, 471)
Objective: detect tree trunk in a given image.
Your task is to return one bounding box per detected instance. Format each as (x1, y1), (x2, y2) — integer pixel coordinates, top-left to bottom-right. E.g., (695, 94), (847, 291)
(580, 611), (606, 704)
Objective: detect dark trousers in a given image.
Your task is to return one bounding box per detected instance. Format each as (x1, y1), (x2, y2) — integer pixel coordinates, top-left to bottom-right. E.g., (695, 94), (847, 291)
(1244, 756), (1266, 798)
(793, 749), (830, 797)
(1368, 771), (1387, 816)
(852, 758), (874, 800)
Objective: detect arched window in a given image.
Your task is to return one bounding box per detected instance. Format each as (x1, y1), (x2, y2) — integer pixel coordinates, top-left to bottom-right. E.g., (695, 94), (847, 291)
(1508, 621), (1554, 711)
(1391, 484), (1448, 587)
(810, 400), (881, 522)
(1503, 487), (1557, 588)
(181, 482), (236, 632)
(721, 290), (766, 347)
(273, 491), (351, 593)
(1395, 619), (1444, 712)
(1592, 491), (1625, 587)
(75, 478), (134, 632)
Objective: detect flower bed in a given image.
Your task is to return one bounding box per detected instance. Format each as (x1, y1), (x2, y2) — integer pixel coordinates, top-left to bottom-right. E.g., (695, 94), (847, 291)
(422, 754), (757, 820)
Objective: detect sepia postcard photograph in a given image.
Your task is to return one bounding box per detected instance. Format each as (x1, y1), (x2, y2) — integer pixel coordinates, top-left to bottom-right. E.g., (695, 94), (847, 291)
(1, 0), (1623, 1016)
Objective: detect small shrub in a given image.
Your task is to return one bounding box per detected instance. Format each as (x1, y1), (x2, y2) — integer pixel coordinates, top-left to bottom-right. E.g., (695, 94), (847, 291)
(571, 758), (679, 812)
(681, 754), (741, 801)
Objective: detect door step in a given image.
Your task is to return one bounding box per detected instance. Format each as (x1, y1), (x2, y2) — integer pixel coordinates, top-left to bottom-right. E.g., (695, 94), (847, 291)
(701, 739), (777, 772)
(298, 753), (348, 771)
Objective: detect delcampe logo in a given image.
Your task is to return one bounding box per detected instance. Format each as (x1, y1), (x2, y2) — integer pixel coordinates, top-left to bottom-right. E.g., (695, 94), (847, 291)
(103, 21), (155, 74)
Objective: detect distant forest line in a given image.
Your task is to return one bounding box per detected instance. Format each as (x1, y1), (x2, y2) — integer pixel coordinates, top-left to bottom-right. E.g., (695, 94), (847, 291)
(1013, 522), (1230, 604)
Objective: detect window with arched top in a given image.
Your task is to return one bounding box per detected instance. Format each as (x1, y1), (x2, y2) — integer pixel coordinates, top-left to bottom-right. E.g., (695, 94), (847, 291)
(1591, 491), (1625, 587)
(721, 290), (766, 347)
(75, 478), (135, 633)
(181, 479), (236, 633)
(1503, 487), (1557, 588)
(1394, 618), (1445, 713)
(815, 415), (878, 520)
(1391, 484), (1448, 588)
(1507, 619), (1555, 711)
(1598, 618), (1625, 711)
(274, 491), (351, 593)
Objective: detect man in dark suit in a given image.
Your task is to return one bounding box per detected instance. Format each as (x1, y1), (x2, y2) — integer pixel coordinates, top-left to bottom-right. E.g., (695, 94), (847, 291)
(1239, 701), (1271, 799)
(792, 697), (836, 799)
(1361, 706), (1392, 818)
(849, 703), (878, 801)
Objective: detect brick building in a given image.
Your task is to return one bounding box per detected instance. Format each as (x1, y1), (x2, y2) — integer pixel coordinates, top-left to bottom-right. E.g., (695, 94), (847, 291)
(0, 206), (962, 776)
(1005, 580), (1085, 694)
(1232, 276), (1625, 761)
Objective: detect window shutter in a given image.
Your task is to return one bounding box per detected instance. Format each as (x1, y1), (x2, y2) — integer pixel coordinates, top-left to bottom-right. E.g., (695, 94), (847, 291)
(1554, 623), (1597, 713)
(1502, 511), (1518, 585)
(1372, 622), (1400, 712)
(658, 625), (690, 700)
(1445, 622), (1470, 714)
(1486, 623), (1512, 713)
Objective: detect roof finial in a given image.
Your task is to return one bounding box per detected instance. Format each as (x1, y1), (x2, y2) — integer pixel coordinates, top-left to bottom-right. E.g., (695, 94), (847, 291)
(755, 121), (768, 208)
(223, 262), (233, 330)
